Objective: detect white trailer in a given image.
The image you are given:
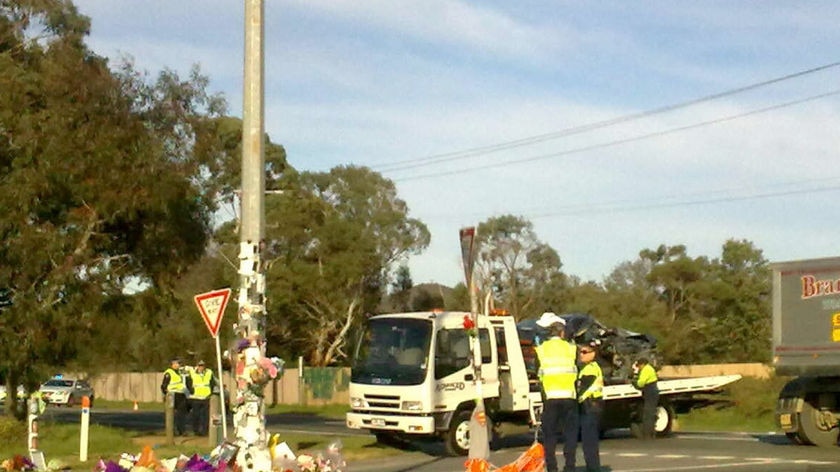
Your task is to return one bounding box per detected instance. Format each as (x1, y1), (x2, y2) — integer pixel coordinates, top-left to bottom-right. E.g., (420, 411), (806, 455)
(345, 310), (740, 455)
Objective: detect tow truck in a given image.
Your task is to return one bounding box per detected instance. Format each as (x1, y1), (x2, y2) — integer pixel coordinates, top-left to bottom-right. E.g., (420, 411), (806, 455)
(345, 309), (741, 455)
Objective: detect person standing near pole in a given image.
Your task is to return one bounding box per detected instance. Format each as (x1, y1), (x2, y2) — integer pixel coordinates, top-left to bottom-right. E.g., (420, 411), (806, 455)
(188, 360), (215, 436)
(161, 358), (192, 436)
(576, 342), (604, 472)
(535, 313), (579, 472)
(632, 357), (659, 440)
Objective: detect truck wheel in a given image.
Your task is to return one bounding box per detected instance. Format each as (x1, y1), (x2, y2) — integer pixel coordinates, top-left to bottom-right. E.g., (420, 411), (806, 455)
(797, 399), (839, 447)
(445, 409), (472, 456)
(654, 403), (675, 436)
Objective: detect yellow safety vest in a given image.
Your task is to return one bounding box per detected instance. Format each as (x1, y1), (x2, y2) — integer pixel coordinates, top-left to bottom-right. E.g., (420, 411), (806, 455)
(578, 361), (603, 402)
(535, 338), (578, 400)
(636, 363), (658, 388)
(165, 368), (186, 394)
(190, 369), (213, 399)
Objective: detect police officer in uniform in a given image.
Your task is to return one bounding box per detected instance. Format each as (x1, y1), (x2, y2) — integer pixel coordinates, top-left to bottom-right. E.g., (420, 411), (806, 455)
(188, 360), (216, 436)
(632, 357), (659, 439)
(535, 313), (579, 472)
(576, 342), (604, 472)
(161, 358), (193, 436)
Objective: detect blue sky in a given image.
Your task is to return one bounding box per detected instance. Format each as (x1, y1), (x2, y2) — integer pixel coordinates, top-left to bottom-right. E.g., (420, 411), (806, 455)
(73, 1), (840, 287)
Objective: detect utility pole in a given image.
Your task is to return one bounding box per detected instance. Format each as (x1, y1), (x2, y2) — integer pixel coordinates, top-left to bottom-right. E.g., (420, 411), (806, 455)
(234, 0), (270, 469)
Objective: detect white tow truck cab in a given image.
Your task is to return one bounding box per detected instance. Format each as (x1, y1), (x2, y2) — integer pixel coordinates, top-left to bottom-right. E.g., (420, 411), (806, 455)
(346, 309), (741, 455)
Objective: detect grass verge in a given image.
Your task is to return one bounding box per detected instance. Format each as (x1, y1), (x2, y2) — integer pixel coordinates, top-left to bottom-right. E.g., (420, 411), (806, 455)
(0, 403), (396, 470)
(675, 375), (788, 433)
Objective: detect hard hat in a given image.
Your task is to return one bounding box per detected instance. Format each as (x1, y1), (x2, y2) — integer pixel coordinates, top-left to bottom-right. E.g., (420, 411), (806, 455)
(536, 312), (565, 328)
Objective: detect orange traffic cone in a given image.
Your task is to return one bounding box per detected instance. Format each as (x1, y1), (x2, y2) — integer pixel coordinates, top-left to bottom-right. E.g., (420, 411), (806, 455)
(133, 401), (139, 411)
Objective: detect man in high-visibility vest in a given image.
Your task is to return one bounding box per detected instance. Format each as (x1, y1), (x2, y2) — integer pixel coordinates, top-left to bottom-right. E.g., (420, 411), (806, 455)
(535, 312), (579, 472)
(576, 342), (604, 472)
(188, 360), (216, 436)
(632, 357), (659, 440)
(161, 358), (192, 436)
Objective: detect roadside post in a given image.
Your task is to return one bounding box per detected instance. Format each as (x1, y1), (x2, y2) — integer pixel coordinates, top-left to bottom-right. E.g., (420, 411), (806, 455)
(79, 395), (90, 462)
(165, 392), (174, 445)
(459, 226), (491, 463)
(193, 287), (232, 443)
(27, 396), (39, 451)
(209, 392), (221, 446)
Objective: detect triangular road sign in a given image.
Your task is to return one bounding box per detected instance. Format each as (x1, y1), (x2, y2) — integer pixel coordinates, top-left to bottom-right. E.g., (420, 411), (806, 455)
(193, 288), (231, 338)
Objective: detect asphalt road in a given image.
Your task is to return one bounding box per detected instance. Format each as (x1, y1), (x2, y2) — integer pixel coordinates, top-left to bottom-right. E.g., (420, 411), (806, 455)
(39, 408), (840, 472)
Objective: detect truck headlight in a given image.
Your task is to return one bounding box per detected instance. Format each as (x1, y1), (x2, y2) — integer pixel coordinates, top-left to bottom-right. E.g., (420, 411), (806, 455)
(350, 397), (367, 408)
(401, 401), (422, 411)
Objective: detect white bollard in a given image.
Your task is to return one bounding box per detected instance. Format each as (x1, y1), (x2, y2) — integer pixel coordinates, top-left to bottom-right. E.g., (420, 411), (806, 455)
(79, 396), (90, 462)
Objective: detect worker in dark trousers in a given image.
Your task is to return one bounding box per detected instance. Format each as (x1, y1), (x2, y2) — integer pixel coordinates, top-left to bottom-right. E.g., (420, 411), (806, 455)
(576, 342), (604, 472)
(632, 357), (659, 439)
(188, 360), (216, 436)
(161, 358), (193, 436)
(535, 312), (579, 472)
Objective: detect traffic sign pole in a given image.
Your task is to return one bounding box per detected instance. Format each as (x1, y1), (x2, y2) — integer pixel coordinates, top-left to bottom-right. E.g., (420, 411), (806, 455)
(193, 288), (232, 440)
(215, 333), (228, 439)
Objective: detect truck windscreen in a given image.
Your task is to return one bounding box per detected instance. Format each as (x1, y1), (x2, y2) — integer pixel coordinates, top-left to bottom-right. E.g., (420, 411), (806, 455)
(351, 317), (432, 386)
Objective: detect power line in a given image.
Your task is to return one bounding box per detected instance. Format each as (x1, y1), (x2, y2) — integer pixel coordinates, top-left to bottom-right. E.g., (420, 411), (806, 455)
(527, 184), (840, 219)
(413, 176), (840, 222)
(371, 61), (840, 173)
(393, 89), (840, 182)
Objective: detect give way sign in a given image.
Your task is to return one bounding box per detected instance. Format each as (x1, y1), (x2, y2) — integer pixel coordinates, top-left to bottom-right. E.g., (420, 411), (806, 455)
(193, 288), (231, 338)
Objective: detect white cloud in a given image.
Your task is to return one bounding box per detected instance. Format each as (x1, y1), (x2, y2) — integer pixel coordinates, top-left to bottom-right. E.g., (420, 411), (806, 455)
(70, 0), (840, 288)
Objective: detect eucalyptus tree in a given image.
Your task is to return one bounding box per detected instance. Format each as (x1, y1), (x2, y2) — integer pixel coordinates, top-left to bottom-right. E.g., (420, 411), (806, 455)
(0, 0), (229, 413)
(702, 239), (771, 362)
(474, 214), (563, 319)
(262, 166), (430, 365)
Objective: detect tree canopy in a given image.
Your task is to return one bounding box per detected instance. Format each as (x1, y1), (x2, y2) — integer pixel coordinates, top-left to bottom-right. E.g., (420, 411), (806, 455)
(0, 1), (779, 420)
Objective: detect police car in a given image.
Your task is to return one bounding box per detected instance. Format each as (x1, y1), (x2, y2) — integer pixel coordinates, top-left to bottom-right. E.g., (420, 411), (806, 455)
(38, 376), (95, 407)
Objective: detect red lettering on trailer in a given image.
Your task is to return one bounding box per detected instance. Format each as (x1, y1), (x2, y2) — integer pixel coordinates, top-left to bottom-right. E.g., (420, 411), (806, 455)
(801, 275), (840, 299)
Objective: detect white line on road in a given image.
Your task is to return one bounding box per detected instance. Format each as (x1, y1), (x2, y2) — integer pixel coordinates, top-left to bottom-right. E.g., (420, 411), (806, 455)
(611, 460), (775, 471)
(697, 456), (736, 460)
(655, 454), (689, 458)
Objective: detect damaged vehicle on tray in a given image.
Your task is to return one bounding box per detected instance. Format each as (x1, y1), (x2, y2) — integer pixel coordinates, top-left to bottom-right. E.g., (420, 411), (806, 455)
(516, 312), (659, 384)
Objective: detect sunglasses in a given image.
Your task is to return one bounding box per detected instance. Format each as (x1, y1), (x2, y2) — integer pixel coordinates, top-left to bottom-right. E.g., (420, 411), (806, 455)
(579, 349), (594, 354)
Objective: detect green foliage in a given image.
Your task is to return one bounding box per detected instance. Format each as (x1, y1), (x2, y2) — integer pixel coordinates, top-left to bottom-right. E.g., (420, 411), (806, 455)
(0, 0), (232, 386)
(0, 416), (26, 444)
(475, 214), (563, 319)
(679, 375), (790, 432)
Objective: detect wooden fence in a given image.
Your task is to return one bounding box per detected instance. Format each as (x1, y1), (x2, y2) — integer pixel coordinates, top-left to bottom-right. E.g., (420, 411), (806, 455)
(85, 363), (770, 405)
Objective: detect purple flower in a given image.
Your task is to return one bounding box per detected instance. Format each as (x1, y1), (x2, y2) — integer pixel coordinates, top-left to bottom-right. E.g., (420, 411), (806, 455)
(103, 461), (127, 472)
(184, 454), (214, 472)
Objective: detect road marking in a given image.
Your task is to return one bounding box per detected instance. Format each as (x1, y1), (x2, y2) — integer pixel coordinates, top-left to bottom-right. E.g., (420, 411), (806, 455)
(655, 454), (689, 458)
(616, 453), (648, 457)
(615, 460), (776, 471)
(793, 459), (836, 464)
(675, 434), (756, 442)
(697, 456), (736, 460)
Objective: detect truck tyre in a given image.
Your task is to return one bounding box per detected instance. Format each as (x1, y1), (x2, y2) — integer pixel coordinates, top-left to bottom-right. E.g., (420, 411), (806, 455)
(654, 402), (675, 436)
(797, 399), (839, 447)
(445, 409), (472, 456)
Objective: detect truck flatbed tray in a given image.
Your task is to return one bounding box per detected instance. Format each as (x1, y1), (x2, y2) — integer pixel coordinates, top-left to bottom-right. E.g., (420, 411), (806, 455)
(602, 374), (742, 400)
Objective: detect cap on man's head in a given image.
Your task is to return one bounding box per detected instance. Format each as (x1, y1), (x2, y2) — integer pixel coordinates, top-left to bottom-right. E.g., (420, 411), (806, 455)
(536, 312), (566, 328)
(197, 360), (205, 366)
(170, 357), (181, 364)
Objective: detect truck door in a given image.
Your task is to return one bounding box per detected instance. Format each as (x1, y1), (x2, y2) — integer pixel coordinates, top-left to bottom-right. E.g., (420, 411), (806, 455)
(495, 326), (516, 410)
